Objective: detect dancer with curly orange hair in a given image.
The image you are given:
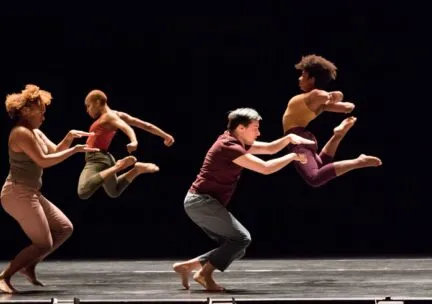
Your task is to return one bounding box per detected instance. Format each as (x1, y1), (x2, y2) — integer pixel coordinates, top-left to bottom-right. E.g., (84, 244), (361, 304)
(0, 84), (98, 293)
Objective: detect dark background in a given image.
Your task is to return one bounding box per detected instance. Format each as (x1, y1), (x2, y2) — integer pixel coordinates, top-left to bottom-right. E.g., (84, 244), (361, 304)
(0, 2), (429, 260)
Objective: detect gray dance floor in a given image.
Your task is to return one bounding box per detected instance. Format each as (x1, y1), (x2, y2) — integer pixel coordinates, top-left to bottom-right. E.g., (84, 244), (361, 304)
(0, 259), (431, 303)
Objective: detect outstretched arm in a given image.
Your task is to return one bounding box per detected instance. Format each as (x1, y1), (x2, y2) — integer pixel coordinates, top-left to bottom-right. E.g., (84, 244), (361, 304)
(232, 152), (307, 175)
(249, 134), (315, 155)
(34, 129), (94, 153)
(116, 111), (175, 146)
(12, 127), (98, 168)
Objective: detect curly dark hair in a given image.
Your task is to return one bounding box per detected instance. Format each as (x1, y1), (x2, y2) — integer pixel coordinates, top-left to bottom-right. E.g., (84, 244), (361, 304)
(295, 54), (337, 89)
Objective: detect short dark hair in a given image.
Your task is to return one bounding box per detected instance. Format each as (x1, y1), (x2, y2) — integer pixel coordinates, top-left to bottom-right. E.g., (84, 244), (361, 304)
(85, 89), (107, 105)
(295, 54), (337, 89)
(227, 108), (262, 131)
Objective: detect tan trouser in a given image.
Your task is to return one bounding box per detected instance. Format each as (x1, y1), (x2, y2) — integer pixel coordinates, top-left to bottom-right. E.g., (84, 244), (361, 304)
(0, 180), (73, 278)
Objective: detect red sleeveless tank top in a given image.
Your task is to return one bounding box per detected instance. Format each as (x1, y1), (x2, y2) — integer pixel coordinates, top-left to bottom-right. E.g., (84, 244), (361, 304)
(86, 118), (117, 152)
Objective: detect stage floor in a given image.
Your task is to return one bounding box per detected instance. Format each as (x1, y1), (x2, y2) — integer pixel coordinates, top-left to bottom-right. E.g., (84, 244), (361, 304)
(0, 258), (432, 301)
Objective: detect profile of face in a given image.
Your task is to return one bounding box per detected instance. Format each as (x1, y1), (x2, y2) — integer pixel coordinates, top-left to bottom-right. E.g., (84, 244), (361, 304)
(19, 102), (46, 128)
(237, 120), (260, 145)
(85, 99), (102, 119)
(298, 70), (315, 92)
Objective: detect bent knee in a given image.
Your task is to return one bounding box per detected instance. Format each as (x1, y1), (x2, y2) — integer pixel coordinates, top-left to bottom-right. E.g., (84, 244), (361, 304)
(34, 238), (54, 253)
(105, 191), (121, 198)
(243, 235), (252, 247)
(306, 178), (327, 188)
(63, 222), (74, 237)
(302, 172), (328, 188)
(234, 233), (252, 248)
(77, 188), (91, 200)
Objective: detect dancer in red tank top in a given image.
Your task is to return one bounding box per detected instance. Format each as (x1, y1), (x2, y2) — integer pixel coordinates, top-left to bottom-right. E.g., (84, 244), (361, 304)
(77, 89), (175, 200)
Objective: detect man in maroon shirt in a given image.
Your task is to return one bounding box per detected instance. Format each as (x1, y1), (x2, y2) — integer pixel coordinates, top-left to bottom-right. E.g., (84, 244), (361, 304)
(172, 108), (313, 291)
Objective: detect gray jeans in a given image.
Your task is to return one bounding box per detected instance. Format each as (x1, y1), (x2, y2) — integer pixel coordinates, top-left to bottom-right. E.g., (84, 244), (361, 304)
(184, 191), (251, 272)
(77, 152), (131, 200)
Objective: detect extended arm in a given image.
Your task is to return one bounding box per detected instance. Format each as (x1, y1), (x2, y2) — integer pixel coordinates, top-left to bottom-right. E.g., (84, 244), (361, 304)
(116, 111), (174, 143)
(35, 129), (95, 153)
(249, 134), (315, 155)
(13, 127), (81, 168)
(232, 152), (305, 175)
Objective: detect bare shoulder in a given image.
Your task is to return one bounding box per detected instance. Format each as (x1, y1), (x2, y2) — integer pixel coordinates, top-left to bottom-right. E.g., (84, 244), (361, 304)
(304, 89), (329, 111)
(11, 126), (33, 138)
(287, 93), (307, 107)
(106, 110), (120, 118)
(9, 126), (34, 151)
(100, 111), (119, 123)
(307, 89), (329, 100)
(113, 110), (129, 119)
(99, 110), (123, 130)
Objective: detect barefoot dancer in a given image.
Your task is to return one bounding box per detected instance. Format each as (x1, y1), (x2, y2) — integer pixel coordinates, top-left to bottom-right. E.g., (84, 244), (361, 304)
(0, 84), (98, 293)
(77, 90), (175, 199)
(282, 54), (382, 187)
(173, 108), (313, 291)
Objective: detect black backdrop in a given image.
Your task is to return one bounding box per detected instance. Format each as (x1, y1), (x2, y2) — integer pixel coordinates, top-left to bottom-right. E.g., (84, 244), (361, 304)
(0, 2), (428, 260)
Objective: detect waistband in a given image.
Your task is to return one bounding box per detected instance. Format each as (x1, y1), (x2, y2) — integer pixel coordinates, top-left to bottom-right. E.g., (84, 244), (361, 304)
(4, 178), (42, 191)
(284, 126), (311, 135)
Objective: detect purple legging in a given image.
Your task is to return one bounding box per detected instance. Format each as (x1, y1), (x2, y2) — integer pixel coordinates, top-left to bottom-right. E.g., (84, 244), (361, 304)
(285, 127), (337, 187)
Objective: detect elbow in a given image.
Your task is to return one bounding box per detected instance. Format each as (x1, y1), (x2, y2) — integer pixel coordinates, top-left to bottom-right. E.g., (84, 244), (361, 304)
(40, 160), (55, 169)
(37, 157), (55, 169)
(38, 162), (51, 169)
(334, 91), (344, 100)
(261, 165), (273, 175)
(346, 103), (355, 113)
(51, 146), (60, 154)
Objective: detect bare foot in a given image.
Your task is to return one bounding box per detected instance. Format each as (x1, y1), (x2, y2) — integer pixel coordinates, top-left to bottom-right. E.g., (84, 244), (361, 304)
(193, 272), (225, 292)
(334, 116), (357, 136)
(133, 162), (159, 174)
(19, 267), (44, 286)
(0, 277), (17, 294)
(115, 156), (137, 171)
(173, 262), (192, 290)
(357, 154), (382, 167)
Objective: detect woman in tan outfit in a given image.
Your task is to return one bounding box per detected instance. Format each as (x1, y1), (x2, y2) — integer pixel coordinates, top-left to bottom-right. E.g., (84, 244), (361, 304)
(0, 84), (98, 293)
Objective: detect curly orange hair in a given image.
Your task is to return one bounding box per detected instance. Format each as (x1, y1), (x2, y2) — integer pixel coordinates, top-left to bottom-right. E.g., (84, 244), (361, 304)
(5, 84), (52, 119)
